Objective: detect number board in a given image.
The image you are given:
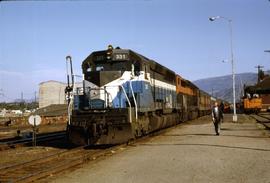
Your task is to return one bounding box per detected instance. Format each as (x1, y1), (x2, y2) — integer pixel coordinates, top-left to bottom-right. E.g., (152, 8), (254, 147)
(95, 55), (106, 61)
(113, 53), (129, 60)
(94, 53), (129, 61)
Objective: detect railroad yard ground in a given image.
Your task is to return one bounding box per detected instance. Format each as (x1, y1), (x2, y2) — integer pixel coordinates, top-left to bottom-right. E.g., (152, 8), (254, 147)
(0, 114), (270, 182)
(0, 123), (66, 140)
(50, 114), (270, 183)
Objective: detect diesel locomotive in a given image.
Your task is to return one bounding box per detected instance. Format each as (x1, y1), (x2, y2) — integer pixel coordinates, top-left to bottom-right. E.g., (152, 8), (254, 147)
(242, 85), (262, 113)
(66, 45), (212, 145)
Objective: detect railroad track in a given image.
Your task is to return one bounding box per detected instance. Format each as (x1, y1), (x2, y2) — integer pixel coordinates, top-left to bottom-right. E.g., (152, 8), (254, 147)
(249, 113), (270, 130)
(257, 112), (270, 119)
(0, 143), (126, 183)
(0, 130), (158, 183)
(0, 131), (66, 150)
(0, 146), (87, 182)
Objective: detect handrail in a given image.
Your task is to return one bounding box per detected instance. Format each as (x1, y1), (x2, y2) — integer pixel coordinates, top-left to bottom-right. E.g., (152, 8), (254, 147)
(119, 85), (132, 122)
(72, 84), (133, 123)
(129, 81), (138, 121)
(67, 76), (77, 125)
(67, 100), (72, 125)
(98, 85), (132, 122)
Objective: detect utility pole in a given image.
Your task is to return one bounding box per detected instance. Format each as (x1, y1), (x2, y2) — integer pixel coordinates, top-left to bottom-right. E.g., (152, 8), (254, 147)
(255, 65), (264, 83)
(34, 91), (37, 103)
(21, 92), (24, 103)
(209, 15), (237, 122)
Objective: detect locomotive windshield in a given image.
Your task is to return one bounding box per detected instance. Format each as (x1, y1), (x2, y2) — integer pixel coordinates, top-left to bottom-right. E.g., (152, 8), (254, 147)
(85, 61), (131, 73)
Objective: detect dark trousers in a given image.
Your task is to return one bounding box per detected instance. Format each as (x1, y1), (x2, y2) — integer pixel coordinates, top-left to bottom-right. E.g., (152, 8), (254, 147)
(213, 120), (221, 135)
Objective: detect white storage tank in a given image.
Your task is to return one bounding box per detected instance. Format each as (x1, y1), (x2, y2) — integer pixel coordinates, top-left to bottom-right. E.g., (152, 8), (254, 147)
(39, 80), (67, 108)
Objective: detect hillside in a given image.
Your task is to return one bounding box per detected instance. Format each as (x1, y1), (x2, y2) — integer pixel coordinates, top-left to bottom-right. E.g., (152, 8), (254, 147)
(193, 72), (257, 103)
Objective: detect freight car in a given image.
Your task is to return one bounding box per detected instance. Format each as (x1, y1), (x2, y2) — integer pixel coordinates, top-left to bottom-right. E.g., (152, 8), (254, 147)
(66, 46), (212, 145)
(198, 90), (212, 116)
(176, 75), (199, 121)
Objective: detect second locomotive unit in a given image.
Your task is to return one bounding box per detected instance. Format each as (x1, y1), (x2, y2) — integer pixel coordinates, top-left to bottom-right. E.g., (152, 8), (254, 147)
(66, 45), (211, 145)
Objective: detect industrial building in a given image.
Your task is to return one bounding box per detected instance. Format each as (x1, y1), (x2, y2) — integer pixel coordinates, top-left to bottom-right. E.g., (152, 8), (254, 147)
(39, 80), (67, 108)
(38, 80), (85, 108)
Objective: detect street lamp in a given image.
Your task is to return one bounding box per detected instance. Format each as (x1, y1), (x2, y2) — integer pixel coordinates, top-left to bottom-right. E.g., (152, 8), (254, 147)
(209, 16), (238, 122)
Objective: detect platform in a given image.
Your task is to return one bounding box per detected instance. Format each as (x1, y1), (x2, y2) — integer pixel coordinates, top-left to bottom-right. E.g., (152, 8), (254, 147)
(52, 114), (270, 183)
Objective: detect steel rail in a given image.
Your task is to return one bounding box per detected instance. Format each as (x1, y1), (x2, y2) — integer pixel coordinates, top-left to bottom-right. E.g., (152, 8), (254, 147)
(249, 114), (270, 130)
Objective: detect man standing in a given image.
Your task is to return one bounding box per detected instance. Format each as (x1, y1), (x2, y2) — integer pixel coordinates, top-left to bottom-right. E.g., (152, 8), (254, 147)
(212, 102), (222, 135)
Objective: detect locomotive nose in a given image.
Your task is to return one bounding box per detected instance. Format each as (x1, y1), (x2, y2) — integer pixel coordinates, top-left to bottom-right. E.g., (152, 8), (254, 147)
(85, 71), (122, 87)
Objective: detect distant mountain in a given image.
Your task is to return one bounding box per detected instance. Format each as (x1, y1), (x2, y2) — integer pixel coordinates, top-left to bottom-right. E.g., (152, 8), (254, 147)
(193, 72), (258, 103)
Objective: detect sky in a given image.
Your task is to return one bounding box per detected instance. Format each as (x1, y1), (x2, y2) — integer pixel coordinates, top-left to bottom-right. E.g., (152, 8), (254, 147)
(0, 0), (270, 102)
